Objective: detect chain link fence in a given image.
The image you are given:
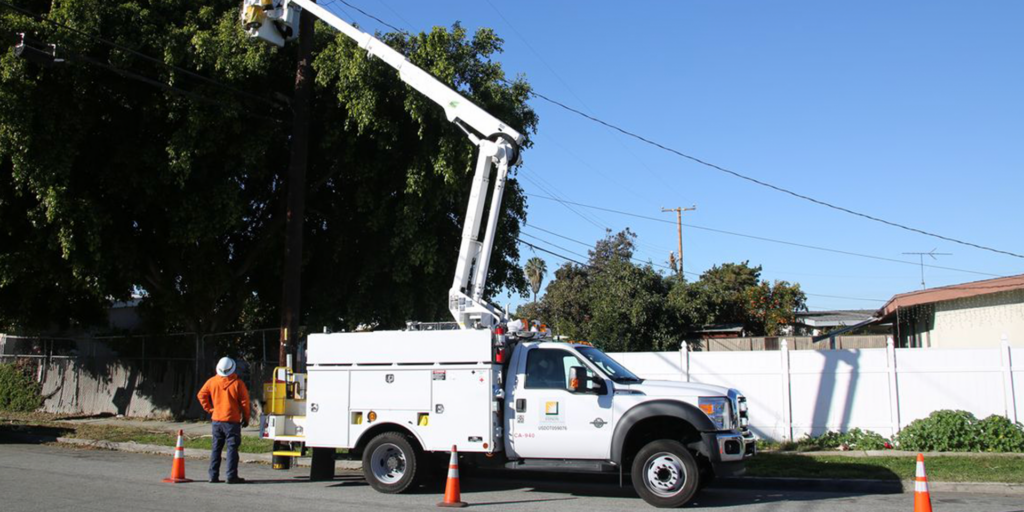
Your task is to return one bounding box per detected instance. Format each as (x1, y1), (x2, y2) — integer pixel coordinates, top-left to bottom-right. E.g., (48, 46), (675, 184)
(0, 329), (290, 419)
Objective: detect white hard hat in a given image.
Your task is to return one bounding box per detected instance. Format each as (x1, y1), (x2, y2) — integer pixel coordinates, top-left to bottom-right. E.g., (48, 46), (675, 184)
(216, 357), (236, 377)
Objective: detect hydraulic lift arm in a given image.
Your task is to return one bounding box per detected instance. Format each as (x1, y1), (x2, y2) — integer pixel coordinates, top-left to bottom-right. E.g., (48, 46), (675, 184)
(242, 0), (524, 328)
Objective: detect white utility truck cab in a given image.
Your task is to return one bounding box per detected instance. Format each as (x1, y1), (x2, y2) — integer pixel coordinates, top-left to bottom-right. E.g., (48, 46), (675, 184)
(264, 326), (754, 508)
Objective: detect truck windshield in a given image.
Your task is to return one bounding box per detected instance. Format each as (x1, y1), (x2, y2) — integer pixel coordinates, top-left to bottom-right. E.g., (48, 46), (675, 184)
(577, 347), (643, 383)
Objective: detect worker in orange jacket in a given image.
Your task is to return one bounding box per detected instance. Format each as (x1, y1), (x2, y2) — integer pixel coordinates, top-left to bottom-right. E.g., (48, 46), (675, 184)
(197, 357), (250, 484)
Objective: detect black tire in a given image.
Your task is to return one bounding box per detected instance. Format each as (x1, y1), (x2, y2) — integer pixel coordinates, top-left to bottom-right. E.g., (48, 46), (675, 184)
(630, 439), (701, 508)
(361, 432), (421, 493)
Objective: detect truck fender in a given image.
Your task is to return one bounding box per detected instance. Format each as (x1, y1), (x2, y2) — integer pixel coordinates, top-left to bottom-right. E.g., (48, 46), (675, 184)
(610, 399), (715, 464)
(352, 422), (428, 455)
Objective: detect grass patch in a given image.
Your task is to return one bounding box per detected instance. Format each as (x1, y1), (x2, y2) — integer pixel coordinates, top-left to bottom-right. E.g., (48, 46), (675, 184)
(68, 424), (274, 454)
(1, 413), (273, 454)
(747, 453), (1024, 483)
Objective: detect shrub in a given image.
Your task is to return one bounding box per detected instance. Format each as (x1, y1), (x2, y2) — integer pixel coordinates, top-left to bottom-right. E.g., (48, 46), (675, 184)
(796, 428), (891, 451)
(896, 410), (1024, 453)
(0, 362), (44, 412)
(975, 415), (1024, 453)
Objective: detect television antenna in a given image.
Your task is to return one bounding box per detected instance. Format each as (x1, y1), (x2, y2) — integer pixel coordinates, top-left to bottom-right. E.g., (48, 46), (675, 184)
(902, 249), (952, 289)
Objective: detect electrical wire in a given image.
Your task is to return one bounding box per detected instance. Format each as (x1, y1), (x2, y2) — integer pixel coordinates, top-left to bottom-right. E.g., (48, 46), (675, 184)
(8, 32), (284, 123)
(0, 1), (284, 110)
(334, 0), (407, 34)
(522, 226), (698, 276)
(803, 293), (886, 303)
(483, 0), (690, 203)
(517, 237), (590, 267)
(299, 0), (1024, 260)
(527, 193), (1002, 278)
(514, 86), (1024, 260)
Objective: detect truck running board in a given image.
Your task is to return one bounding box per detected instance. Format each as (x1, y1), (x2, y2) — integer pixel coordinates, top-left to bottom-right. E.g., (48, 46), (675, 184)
(505, 459), (617, 474)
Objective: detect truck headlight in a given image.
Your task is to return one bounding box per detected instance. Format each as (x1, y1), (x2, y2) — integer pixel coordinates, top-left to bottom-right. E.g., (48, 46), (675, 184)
(699, 397), (729, 430)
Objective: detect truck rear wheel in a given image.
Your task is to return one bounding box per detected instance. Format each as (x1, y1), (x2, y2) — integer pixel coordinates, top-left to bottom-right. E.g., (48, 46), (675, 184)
(631, 439), (700, 508)
(362, 432), (420, 493)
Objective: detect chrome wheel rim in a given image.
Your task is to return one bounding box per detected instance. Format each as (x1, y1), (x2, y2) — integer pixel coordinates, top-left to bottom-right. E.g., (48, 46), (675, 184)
(644, 452), (686, 497)
(370, 443), (406, 484)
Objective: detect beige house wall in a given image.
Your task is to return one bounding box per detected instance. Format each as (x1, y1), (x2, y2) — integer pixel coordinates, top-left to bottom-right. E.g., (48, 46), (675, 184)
(927, 289), (1024, 348)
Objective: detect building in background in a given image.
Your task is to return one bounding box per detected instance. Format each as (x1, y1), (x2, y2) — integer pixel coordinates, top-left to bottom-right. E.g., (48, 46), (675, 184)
(876, 274), (1024, 348)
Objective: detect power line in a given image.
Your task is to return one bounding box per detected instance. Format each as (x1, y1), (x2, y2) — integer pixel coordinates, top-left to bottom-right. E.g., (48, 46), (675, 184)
(803, 293), (886, 303)
(519, 232), (591, 262)
(517, 238), (589, 267)
(482, 0), (690, 203)
(515, 86), (1024, 260)
(311, 0), (1024, 260)
(332, 0), (407, 34)
(527, 193), (1002, 278)
(519, 172), (606, 231)
(0, 1), (283, 110)
(8, 31), (284, 123)
(522, 225), (698, 276)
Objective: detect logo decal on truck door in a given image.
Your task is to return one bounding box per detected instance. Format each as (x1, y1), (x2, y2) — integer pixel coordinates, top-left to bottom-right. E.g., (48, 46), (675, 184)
(538, 401), (566, 430)
(385, 374), (394, 383)
(590, 417), (607, 429)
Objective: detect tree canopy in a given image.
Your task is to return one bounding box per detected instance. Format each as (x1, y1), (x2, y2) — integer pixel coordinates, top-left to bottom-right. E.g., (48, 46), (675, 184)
(522, 230), (807, 351)
(0, 0), (536, 334)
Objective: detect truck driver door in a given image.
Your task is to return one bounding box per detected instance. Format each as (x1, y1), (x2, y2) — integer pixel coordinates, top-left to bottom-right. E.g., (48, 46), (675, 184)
(509, 346), (613, 460)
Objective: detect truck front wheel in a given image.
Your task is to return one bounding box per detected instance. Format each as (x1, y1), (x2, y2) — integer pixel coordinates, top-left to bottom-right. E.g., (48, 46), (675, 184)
(362, 432), (421, 493)
(631, 439), (700, 508)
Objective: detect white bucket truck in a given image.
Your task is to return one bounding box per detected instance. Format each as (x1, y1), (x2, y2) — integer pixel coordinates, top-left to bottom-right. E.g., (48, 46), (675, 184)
(242, 1), (755, 506)
(268, 324), (754, 507)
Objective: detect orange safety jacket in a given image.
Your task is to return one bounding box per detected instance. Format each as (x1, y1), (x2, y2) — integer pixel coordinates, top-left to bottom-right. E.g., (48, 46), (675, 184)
(197, 374), (250, 424)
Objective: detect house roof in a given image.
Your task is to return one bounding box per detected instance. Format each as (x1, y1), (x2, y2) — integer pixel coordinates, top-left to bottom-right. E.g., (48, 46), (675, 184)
(795, 310), (875, 327)
(693, 323), (744, 334)
(876, 274), (1024, 319)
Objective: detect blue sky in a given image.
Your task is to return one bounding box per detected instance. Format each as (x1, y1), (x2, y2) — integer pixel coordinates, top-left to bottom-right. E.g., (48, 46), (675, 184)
(322, 0), (1024, 312)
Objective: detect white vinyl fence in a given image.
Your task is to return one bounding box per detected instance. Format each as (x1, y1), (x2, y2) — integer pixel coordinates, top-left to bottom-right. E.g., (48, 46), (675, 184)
(609, 336), (1021, 442)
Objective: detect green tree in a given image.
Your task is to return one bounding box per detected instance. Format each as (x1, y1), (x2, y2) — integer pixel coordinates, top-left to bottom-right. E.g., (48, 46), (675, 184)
(743, 279), (807, 336)
(523, 256), (547, 303)
(0, 1), (536, 334)
(669, 262), (761, 329)
(537, 229), (676, 351)
(668, 261), (805, 337)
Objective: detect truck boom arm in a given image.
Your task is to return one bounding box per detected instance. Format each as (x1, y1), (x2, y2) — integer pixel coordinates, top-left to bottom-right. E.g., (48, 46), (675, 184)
(242, 0), (524, 328)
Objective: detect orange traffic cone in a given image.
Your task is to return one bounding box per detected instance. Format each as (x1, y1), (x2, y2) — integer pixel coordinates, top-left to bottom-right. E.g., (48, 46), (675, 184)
(914, 453), (932, 512)
(437, 445), (468, 508)
(162, 429), (193, 483)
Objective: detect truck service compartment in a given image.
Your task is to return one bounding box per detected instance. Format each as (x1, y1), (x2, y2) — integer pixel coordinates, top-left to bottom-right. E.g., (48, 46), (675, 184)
(303, 329), (501, 453)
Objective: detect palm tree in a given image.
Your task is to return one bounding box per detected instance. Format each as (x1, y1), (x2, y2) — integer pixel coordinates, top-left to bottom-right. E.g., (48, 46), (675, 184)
(524, 257), (547, 303)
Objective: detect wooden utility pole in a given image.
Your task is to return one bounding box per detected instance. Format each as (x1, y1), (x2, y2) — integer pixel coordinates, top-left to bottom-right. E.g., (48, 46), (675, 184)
(662, 205), (696, 277)
(280, 2), (317, 368)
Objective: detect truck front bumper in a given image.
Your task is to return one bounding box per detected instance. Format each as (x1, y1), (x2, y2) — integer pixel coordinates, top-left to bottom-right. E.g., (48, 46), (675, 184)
(701, 430), (756, 477)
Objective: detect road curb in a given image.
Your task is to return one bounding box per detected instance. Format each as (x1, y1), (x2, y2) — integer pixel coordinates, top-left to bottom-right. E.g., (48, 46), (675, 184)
(54, 437), (362, 471)
(720, 477), (1024, 496)
(772, 450), (1024, 458)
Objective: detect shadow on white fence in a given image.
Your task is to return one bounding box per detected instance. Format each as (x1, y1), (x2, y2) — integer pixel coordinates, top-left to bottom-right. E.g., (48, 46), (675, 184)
(610, 335), (1021, 442)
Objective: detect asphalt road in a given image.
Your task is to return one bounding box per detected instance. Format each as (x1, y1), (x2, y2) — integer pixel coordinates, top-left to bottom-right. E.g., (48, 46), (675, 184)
(1, 443), (1022, 512)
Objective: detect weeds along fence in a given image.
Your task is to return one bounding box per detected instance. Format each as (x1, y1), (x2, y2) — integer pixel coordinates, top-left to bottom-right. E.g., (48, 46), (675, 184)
(610, 335), (1022, 442)
(0, 329), (286, 419)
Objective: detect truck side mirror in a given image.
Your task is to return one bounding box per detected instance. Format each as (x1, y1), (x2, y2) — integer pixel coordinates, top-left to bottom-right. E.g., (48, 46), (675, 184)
(568, 366), (589, 392)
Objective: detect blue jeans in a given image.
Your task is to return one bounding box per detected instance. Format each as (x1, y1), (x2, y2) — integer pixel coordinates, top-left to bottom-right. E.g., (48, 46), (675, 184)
(209, 421), (242, 480)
